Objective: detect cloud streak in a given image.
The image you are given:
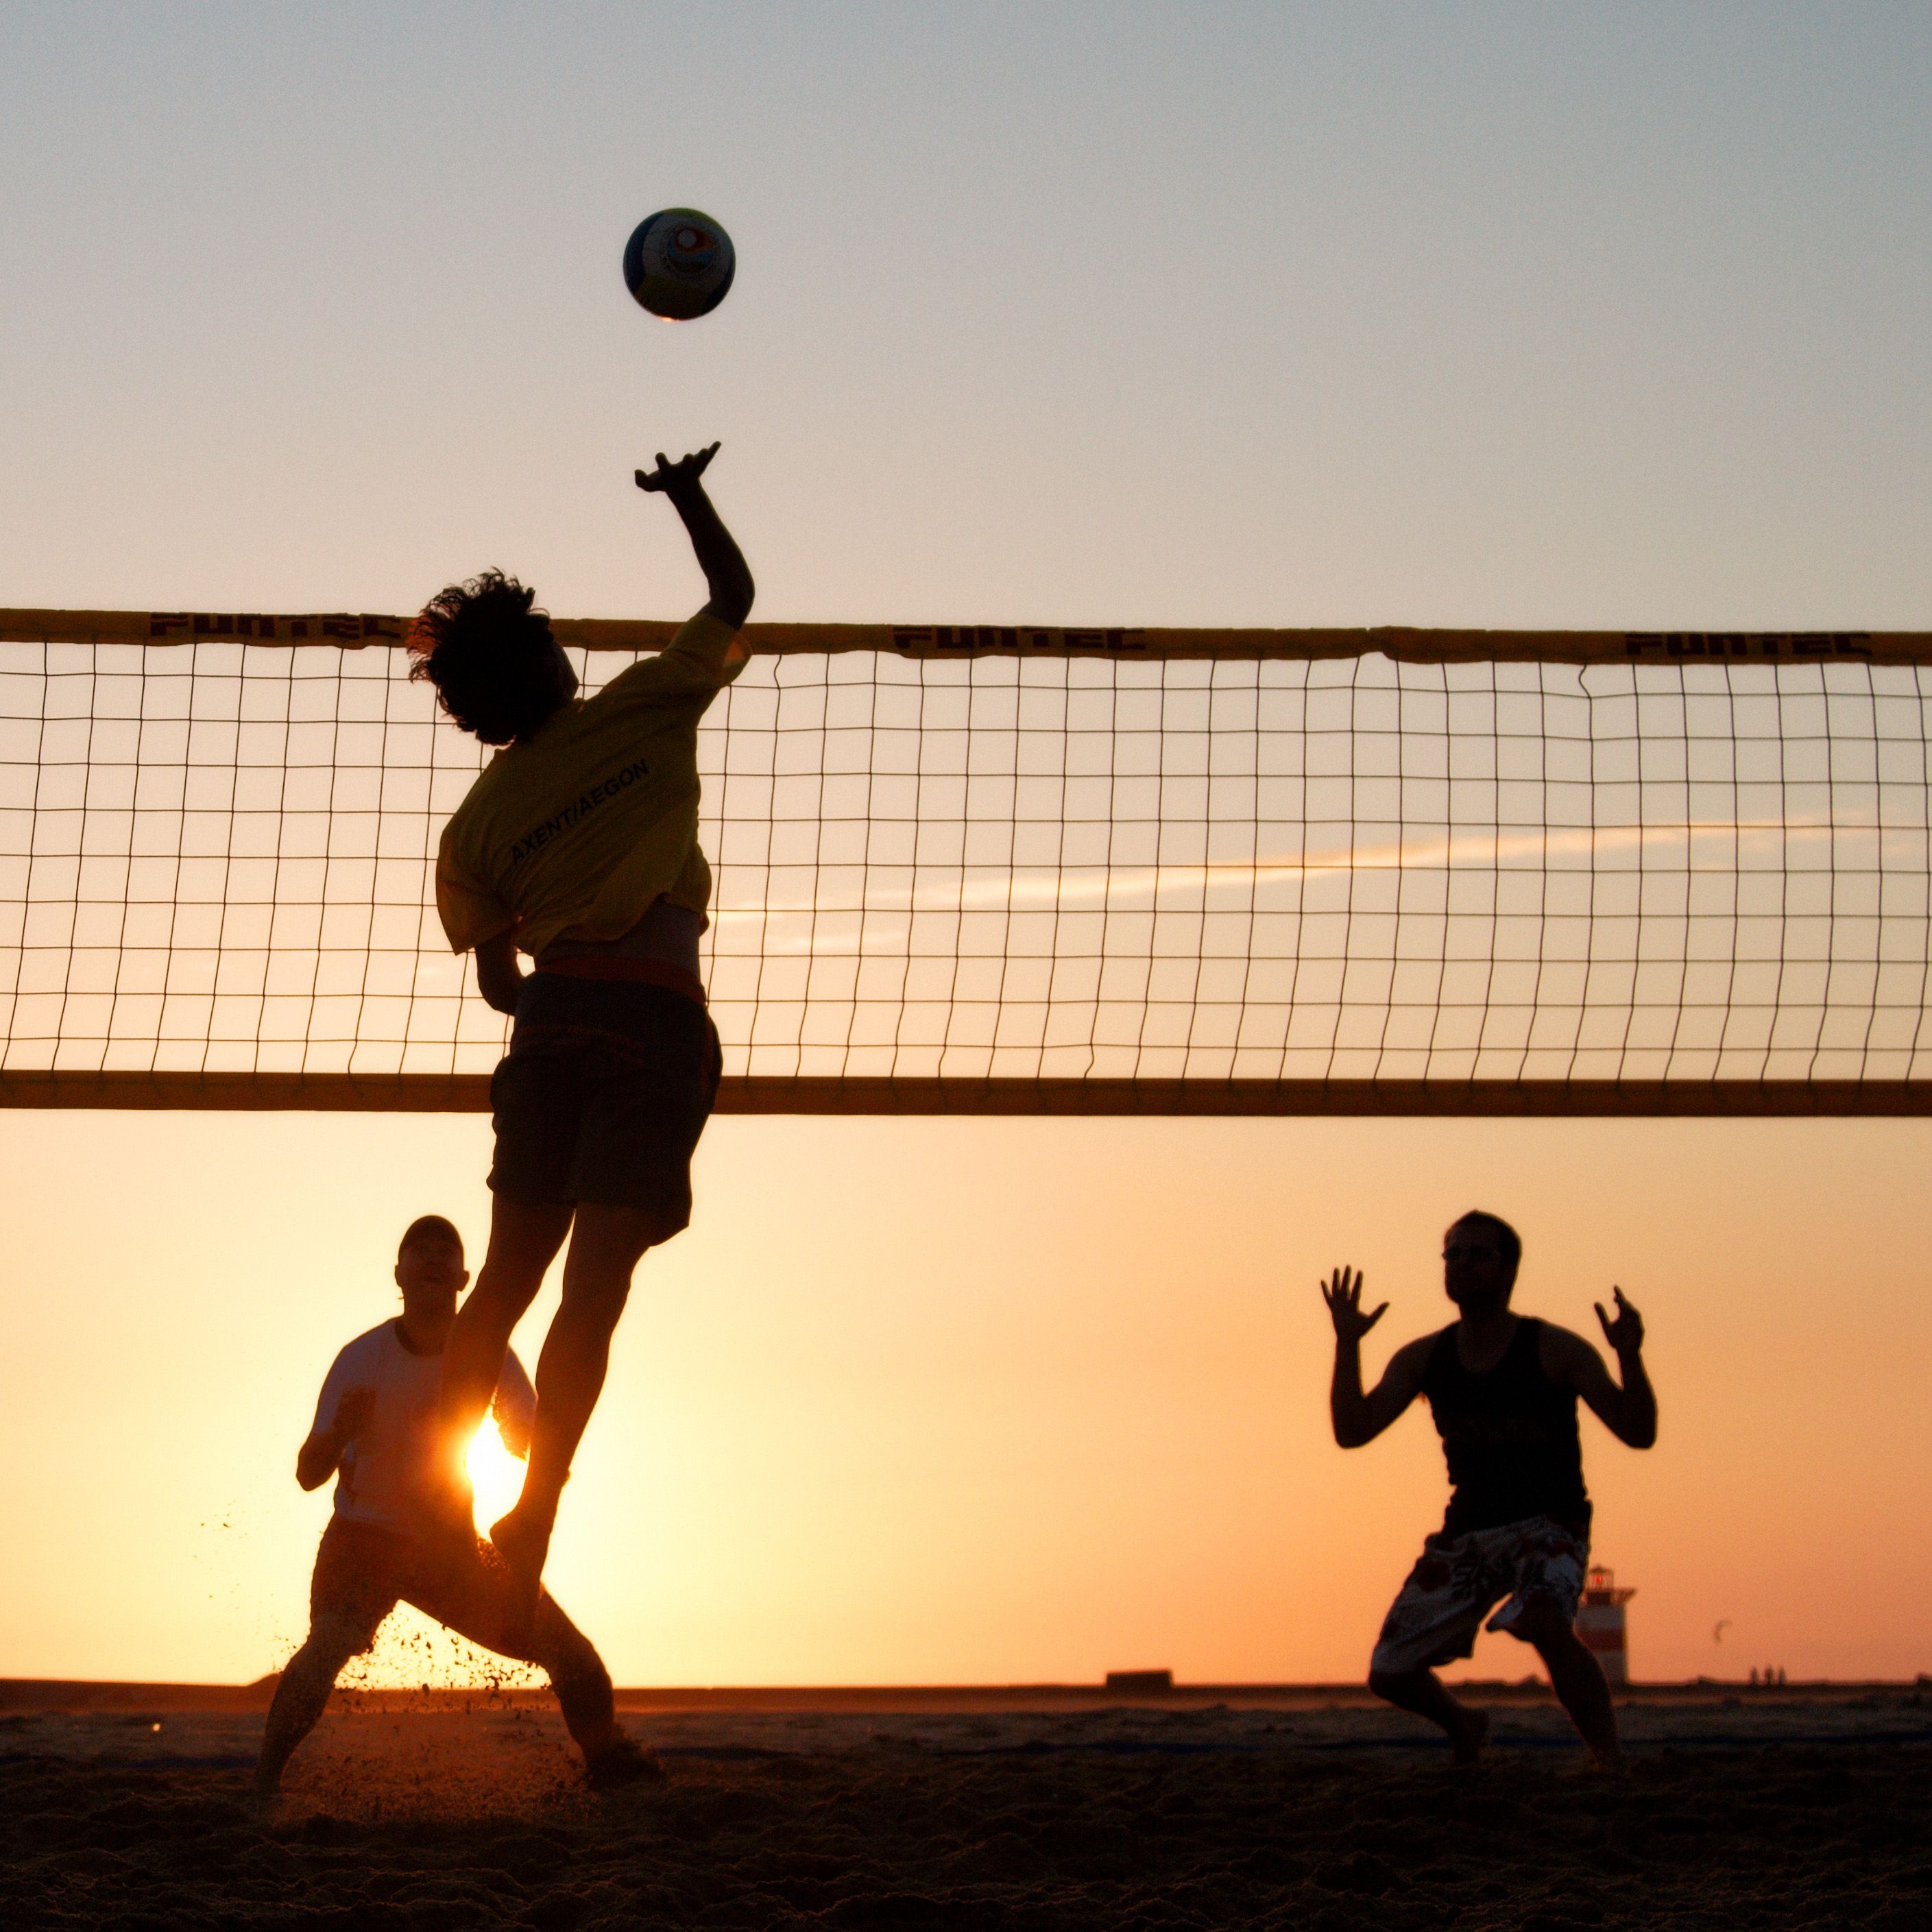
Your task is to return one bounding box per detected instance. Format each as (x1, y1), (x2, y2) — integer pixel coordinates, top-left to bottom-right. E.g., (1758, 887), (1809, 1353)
(714, 812), (1922, 930)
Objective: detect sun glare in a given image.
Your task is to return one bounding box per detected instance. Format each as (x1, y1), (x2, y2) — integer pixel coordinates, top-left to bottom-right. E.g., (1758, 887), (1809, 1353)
(465, 1416), (526, 1532)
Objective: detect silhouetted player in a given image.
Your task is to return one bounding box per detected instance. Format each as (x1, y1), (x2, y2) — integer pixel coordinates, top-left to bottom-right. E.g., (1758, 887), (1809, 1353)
(410, 445), (753, 1614)
(1322, 1211), (1656, 1767)
(254, 1217), (651, 1793)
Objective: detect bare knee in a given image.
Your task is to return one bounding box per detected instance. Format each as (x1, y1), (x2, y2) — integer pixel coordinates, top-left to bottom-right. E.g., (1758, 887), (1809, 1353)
(1509, 1599), (1580, 1653)
(1369, 1667), (1419, 1703)
(564, 1205), (661, 1292)
(530, 1603), (608, 1683)
(540, 1628), (608, 1692)
(557, 1220), (655, 1334)
(285, 1615), (374, 1685)
(557, 1279), (632, 1341)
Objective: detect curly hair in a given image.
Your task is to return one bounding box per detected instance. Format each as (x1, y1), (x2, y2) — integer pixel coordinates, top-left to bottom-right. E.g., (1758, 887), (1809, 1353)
(408, 570), (570, 746)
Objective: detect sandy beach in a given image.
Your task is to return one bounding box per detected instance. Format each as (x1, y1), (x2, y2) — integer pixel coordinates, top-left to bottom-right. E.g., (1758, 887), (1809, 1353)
(3, 1685), (1927, 1929)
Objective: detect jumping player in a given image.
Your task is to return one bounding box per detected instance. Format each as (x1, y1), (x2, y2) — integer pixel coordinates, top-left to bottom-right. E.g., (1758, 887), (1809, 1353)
(409, 445), (753, 1613)
(1320, 1211), (1656, 1767)
(254, 1216), (651, 1793)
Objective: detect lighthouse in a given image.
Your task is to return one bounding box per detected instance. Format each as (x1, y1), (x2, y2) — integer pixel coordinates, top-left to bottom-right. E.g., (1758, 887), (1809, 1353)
(1575, 1565), (1637, 1685)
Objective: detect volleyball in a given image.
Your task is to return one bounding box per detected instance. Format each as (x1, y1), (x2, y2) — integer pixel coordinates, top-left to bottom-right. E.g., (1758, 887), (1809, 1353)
(622, 208), (736, 320)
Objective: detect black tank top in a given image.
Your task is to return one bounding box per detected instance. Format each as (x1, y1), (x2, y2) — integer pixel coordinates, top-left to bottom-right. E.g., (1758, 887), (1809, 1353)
(1421, 1316), (1589, 1538)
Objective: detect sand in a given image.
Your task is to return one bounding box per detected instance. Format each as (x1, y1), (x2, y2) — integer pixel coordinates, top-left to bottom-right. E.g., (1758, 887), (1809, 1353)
(3, 1691), (1928, 1929)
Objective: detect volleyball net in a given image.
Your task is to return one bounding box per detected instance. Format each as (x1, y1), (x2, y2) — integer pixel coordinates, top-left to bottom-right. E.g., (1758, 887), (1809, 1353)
(3, 609), (1931, 1114)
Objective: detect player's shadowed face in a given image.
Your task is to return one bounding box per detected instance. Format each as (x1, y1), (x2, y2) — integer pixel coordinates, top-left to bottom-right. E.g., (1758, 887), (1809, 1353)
(395, 1237), (470, 1320)
(542, 631), (580, 711)
(1442, 1220), (1512, 1313)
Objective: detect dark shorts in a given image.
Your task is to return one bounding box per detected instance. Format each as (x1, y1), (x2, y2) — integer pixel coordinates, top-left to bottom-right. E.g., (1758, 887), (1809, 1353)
(489, 973), (721, 1237)
(311, 1517), (542, 1655)
(309, 1519), (603, 1695)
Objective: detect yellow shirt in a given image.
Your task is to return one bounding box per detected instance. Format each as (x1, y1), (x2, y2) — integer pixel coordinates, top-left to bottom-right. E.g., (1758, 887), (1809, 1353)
(435, 612), (747, 957)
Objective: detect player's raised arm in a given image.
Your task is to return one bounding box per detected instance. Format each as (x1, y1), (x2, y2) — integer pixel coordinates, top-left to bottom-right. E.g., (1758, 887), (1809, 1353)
(1321, 1267), (1427, 1447)
(1553, 1290), (1658, 1448)
(636, 444), (756, 629)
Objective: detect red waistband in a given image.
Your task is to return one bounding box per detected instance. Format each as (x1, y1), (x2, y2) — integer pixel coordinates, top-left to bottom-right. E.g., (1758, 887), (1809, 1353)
(534, 955), (706, 1006)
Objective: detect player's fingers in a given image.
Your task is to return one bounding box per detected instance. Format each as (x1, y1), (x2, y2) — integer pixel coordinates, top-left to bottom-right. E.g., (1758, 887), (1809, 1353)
(1364, 1302), (1389, 1328)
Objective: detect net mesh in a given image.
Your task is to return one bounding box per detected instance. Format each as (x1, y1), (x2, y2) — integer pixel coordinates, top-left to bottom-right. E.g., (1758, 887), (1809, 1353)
(3, 627), (1931, 1107)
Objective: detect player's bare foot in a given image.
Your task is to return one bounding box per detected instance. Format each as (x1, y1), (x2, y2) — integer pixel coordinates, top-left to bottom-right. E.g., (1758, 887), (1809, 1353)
(585, 1733), (664, 1790)
(489, 1501), (555, 1626)
(1451, 1706), (1490, 1765)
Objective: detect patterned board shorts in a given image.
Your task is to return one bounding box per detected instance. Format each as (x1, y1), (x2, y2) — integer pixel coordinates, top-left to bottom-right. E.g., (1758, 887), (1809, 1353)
(1370, 1514), (1589, 1676)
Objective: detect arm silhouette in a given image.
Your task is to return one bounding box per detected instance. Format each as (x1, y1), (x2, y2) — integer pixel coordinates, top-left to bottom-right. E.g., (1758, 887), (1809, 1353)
(636, 444), (756, 629)
(464, 450), (754, 1015)
(295, 1387), (372, 1491)
(474, 929), (524, 1015)
(1323, 1267), (1429, 1447)
(1545, 1290), (1658, 1448)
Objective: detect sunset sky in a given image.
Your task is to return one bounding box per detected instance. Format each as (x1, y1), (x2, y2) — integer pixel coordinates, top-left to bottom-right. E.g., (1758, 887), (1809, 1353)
(2, 3), (1929, 1688)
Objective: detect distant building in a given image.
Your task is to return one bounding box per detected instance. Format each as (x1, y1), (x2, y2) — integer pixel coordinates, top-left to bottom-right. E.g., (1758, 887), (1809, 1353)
(1104, 1669), (1173, 1692)
(1576, 1565), (1636, 1685)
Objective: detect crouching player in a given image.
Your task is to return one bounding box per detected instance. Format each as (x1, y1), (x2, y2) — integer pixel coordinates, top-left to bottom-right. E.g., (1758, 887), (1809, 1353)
(1320, 1211), (1657, 1769)
(254, 1216), (652, 1793)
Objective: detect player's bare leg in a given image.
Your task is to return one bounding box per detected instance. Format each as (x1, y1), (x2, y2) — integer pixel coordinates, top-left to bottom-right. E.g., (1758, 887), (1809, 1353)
(1368, 1665), (1490, 1765)
(524, 1591), (661, 1787)
(253, 1613), (373, 1794)
(1512, 1598), (1623, 1770)
(437, 1198), (573, 1518)
(490, 1204), (661, 1609)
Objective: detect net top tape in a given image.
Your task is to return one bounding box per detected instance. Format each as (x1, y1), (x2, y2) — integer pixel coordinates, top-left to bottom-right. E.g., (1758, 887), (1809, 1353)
(3, 609), (1928, 665)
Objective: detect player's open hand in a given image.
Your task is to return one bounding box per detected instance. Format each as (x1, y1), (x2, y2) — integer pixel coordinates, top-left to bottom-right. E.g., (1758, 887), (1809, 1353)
(1595, 1287), (1644, 1356)
(1322, 1266), (1388, 1342)
(636, 444), (721, 496)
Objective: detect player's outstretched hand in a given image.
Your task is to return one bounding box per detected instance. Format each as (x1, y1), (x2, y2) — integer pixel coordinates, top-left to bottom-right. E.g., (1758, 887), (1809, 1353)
(1322, 1266), (1388, 1342)
(636, 444), (721, 496)
(1595, 1286), (1644, 1355)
